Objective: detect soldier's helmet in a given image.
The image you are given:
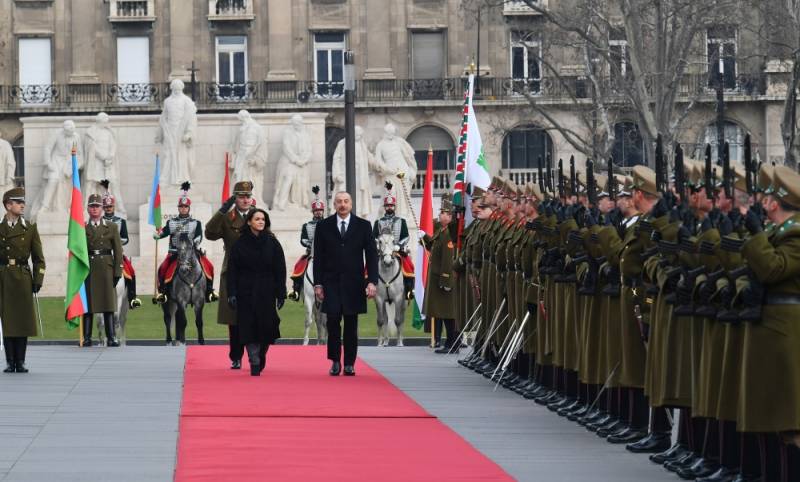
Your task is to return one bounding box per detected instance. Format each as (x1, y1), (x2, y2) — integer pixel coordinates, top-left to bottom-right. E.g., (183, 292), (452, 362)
(178, 181), (192, 207)
(99, 179), (115, 207)
(311, 185), (324, 211)
(383, 181), (397, 206)
(2, 187), (24, 205)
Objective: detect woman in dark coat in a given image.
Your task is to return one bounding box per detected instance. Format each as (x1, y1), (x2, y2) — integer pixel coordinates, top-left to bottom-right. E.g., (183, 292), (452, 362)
(226, 209), (287, 376)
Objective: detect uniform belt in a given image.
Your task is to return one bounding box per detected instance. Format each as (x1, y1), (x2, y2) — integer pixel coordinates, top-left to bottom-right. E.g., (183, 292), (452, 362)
(89, 249), (113, 256)
(764, 293), (800, 305)
(0, 258), (28, 267)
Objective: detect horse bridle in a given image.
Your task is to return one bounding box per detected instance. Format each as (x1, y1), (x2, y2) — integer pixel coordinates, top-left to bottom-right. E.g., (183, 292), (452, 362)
(377, 253), (403, 299)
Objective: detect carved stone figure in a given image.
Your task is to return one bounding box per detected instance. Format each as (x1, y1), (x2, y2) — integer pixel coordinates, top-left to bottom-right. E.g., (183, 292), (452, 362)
(0, 134), (16, 197)
(36, 120), (83, 216)
(84, 112), (126, 216)
(231, 110), (268, 207)
(272, 114), (312, 210)
(374, 123), (418, 218)
(155, 79), (197, 186)
(331, 126), (391, 219)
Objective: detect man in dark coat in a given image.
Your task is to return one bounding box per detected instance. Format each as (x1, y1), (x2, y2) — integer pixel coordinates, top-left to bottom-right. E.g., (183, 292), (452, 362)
(313, 191), (378, 376)
(83, 194), (123, 347)
(1, 187), (45, 373)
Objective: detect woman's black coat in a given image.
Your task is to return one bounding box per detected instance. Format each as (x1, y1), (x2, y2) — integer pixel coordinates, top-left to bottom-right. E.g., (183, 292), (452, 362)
(227, 229), (287, 345)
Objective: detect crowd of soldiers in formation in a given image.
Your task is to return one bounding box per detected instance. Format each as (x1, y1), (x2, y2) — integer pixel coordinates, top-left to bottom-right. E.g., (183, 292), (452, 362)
(430, 155), (800, 482)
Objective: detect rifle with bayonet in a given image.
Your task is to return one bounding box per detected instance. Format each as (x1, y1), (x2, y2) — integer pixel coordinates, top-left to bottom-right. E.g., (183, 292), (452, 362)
(569, 155), (576, 198)
(537, 155), (545, 195)
(744, 134), (754, 196)
(655, 134), (666, 194)
(674, 143), (685, 198)
(587, 159), (596, 206)
(546, 154), (554, 194)
(722, 141), (732, 199)
(608, 157), (616, 200)
(705, 144), (714, 201)
(558, 158), (565, 199)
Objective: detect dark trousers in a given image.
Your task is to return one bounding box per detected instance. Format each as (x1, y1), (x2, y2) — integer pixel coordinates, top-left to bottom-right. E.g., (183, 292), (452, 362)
(3, 337), (27, 365)
(228, 325), (244, 362)
(327, 313), (358, 365)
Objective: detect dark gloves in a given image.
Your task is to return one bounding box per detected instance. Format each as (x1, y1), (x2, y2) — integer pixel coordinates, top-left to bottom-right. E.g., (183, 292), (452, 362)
(276, 298), (285, 310)
(219, 195), (236, 214)
(700, 216), (713, 233)
(728, 210), (743, 231)
(227, 296), (237, 310)
(745, 205), (764, 234)
(650, 197), (669, 219)
(604, 207), (621, 227)
(32, 283), (41, 294)
(717, 215), (734, 236)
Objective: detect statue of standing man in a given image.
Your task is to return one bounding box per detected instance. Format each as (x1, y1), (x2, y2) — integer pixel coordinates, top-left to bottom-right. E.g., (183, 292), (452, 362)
(35, 120), (83, 217)
(84, 112), (126, 216)
(331, 126), (391, 219)
(231, 110), (268, 207)
(155, 79), (197, 187)
(272, 114), (312, 210)
(0, 132), (16, 197)
(374, 123), (417, 219)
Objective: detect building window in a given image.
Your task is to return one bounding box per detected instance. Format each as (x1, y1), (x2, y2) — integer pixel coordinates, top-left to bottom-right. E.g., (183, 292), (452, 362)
(215, 36), (248, 100)
(407, 125), (456, 171)
(17, 38), (52, 105)
(612, 122), (646, 167)
(116, 37), (150, 104)
(314, 32), (346, 98)
(502, 125), (552, 170)
(510, 31), (541, 94)
(707, 26), (736, 89)
(701, 121), (744, 163)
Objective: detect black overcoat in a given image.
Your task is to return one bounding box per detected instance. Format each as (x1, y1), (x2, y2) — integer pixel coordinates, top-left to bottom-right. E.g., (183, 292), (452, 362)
(313, 214), (378, 316)
(227, 229), (287, 345)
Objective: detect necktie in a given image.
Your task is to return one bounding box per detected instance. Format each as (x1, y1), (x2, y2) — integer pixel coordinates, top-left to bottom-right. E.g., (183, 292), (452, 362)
(340, 220), (346, 237)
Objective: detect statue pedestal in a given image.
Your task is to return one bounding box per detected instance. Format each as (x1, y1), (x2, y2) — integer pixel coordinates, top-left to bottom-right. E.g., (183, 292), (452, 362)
(268, 206), (310, 265)
(32, 210), (70, 296)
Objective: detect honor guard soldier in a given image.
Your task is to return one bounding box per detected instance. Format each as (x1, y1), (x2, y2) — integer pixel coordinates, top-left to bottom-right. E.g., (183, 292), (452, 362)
(422, 193), (458, 353)
(154, 182), (217, 304)
(205, 181), (255, 369)
(289, 186), (325, 301)
(373, 182), (415, 299)
(83, 194), (124, 347)
(1, 188), (45, 373)
(100, 180), (140, 309)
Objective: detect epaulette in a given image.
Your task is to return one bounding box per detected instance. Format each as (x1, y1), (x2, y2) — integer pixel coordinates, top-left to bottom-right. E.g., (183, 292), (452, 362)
(698, 240), (716, 255)
(680, 238), (697, 253)
(720, 236), (744, 252)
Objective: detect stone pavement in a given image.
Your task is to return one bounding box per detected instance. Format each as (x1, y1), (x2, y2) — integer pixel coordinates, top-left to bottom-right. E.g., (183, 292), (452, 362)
(2, 345), (676, 482)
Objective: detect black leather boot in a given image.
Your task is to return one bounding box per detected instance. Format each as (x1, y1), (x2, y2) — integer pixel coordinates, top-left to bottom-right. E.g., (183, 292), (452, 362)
(104, 313), (119, 347)
(82, 314), (93, 347)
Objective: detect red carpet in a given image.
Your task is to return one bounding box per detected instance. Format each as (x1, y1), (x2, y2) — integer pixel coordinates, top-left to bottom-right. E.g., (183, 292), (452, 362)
(175, 346), (513, 482)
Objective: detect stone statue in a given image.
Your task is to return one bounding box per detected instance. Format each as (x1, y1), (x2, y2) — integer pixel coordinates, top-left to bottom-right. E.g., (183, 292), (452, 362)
(35, 120), (83, 216)
(155, 79), (197, 186)
(84, 112), (126, 216)
(231, 110), (268, 207)
(331, 126), (391, 219)
(374, 123), (418, 219)
(0, 134), (16, 197)
(272, 114), (312, 210)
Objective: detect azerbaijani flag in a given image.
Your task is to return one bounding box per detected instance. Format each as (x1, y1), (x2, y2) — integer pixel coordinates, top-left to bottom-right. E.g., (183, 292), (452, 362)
(221, 152), (231, 203)
(65, 146), (90, 328)
(148, 154), (162, 230)
(412, 148), (434, 329)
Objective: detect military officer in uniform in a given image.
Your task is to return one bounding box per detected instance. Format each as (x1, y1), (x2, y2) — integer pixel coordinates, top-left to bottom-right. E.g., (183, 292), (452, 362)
(101, 185), (140, 309)
(205, 181), (255, 369)
(289, 186), (325, 301)
(423, 193), (457, 353)
(373, 182), (415, 300)
(1, 188), (44, 373)
(154, 183), (217, 304)
(83, 194), (124, 347)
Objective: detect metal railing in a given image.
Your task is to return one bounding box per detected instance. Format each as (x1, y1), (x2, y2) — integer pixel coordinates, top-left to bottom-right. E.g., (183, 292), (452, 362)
(109, 0), (154, 19)
(411, 170), (452, 195)
(209, 0), (253, 17)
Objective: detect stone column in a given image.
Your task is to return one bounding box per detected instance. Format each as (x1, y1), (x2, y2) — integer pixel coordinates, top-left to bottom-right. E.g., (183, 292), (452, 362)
(168, 0), (194, 80)
(363, 0), (394, 79)
(266, 0), (295, 80)
(69, 0), (99, 83)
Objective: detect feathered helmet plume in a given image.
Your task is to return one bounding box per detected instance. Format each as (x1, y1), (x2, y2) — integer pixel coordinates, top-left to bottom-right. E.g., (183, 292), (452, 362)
(382, 181), (397, 206)
(178, 181), (192, 207)
(310, 185), (325, 211)
(100, 179), (115, 207)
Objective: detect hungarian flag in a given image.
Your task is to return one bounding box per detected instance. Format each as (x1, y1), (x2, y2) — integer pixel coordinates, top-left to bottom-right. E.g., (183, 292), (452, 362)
(412, 148), (434, 329)
(148, 154), (162, 231)
(453, 74), (491, 208)
(221, 152), (231, 203)
(65, 146), (90, 328)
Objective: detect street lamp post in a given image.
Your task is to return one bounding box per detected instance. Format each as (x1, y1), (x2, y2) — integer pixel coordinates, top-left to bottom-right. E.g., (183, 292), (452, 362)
(344, 51), (357, 214)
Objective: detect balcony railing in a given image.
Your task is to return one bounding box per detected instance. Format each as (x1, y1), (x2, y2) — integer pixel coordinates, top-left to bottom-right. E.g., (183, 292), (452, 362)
(0, 73), (767, 112)
(411, 170), (451, 196)
(109, 0), (155, 22)
(208, 0), (255, 20)
(503, 0), (547, 15)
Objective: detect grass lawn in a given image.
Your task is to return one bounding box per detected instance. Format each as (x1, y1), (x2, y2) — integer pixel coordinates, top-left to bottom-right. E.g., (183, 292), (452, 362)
(35, 296), (426, 341)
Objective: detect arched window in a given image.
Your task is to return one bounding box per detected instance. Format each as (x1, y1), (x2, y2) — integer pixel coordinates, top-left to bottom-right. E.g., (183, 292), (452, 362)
(700, 121), (745, 163)
(612, 121), (646, 167)
(11, 135), (23, 186)
(406, 125), (456, 171)
(501, 125), (552, 169)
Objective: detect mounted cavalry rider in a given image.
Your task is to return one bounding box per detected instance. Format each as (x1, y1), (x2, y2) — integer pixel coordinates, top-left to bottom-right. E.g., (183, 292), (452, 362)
(154, 182), (217, 304)
(373, 182), (415, 300)
(289, 186), (325, 301)
(100, 180), (141, 309)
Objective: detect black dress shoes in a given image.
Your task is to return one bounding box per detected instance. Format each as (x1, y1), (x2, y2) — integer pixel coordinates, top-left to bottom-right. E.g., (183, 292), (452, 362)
(329, 362), (341, 376)
(3, 363), (15, 373)
(664, 452), (699, 472)
(607, 427), (647, 444)
(14, 363), (28, 374)
(231, 360), (241, 370)
(625, 431), (672, 453)
(696, 466), (737, 482)
(343, 365), (355, 376)
(676, 457), (719, 480)
(595, 420), (626, 437)
(649, 443), (690, 464)
(107, 340), (120, 347)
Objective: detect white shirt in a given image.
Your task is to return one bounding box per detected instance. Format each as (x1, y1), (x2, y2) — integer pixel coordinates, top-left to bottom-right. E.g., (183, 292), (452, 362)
(337, 213), (351, 234)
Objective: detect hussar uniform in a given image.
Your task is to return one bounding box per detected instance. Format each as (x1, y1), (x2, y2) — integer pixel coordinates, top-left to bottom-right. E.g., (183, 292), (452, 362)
(373, 184), (415, 299)
(290, 187), (325, 301)
(101, 190), (140, 309)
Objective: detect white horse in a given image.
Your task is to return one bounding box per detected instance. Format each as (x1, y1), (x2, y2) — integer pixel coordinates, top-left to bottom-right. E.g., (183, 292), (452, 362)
(302, 256), (327, 345)
(96, 278), (129, 347)
(375, 233), (406, 347)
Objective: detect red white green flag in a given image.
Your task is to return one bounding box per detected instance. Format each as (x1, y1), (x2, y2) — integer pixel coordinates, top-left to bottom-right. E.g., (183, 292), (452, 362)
(412, 148), (434, 329)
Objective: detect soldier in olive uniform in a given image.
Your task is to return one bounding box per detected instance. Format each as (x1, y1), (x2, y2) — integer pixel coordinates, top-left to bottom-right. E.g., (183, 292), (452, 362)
(205, 181), (255, 369)
(1, 188), (45, 373)
(423, 194), (457, 353)
(82, 194), (124, 347)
